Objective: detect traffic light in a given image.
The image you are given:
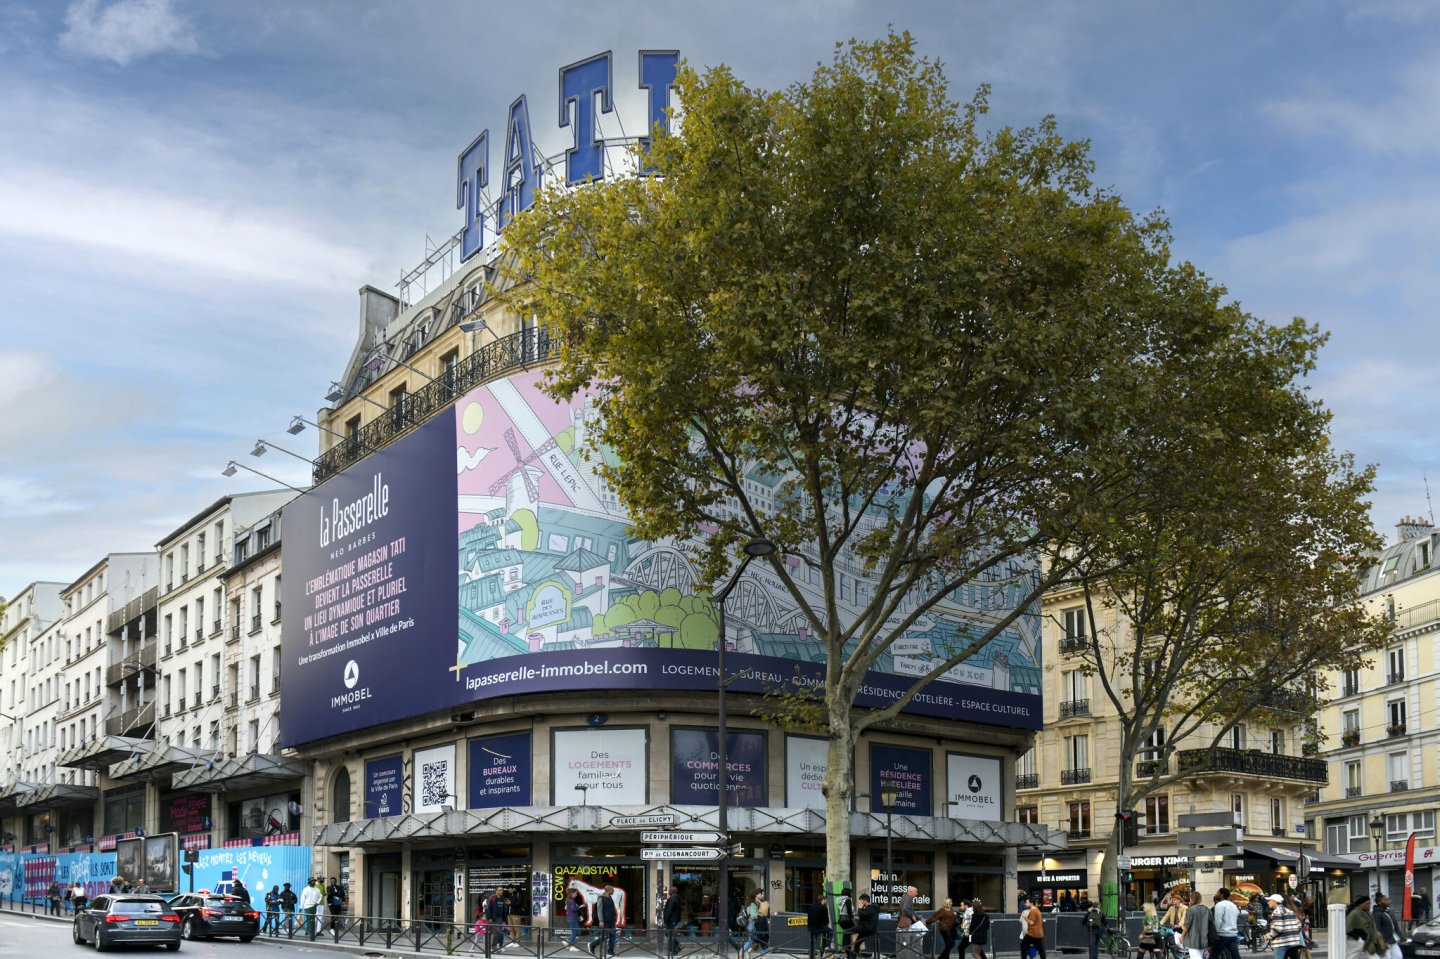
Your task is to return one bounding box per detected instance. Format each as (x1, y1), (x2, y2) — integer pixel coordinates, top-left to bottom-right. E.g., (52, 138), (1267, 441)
(1117, 810), (1139, 847)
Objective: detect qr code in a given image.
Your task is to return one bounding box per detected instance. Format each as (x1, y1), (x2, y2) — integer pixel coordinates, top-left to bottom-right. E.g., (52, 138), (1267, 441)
(421, 761), (450, 806)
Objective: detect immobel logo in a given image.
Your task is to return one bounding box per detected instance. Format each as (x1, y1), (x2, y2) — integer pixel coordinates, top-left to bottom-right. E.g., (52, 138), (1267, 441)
(967, 774), (983, 793)
(333, 659), (372, 708)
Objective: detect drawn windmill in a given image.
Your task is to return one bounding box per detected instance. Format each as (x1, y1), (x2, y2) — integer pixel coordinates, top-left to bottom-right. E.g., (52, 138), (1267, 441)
(489, 428), (559, 512)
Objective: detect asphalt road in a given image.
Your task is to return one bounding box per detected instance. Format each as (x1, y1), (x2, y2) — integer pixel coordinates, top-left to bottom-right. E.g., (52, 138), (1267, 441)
(0, 911), (393, 959)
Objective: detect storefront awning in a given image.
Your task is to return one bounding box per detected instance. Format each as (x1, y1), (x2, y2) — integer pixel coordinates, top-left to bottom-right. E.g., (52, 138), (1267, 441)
(314, 803), (1070, 850)
(107, 745), (223, 782)
(15, 782), (100, 811)
(170, 753), (307, 793)
(56, 735), (157, 771)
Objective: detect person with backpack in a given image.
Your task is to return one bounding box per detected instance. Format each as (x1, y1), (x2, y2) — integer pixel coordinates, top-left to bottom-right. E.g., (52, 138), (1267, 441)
(279, 881), (299, 933)
(743, 902), (772, 959)
(263, 885), (280, 935)
(486, 887), (513, 952)
(1181, 891), (1211, 959)
(326, 878), (346, 933)
(932, 898), (960, 959)
(1085, 902), (1107, 959)
(590, 884), (619, 959)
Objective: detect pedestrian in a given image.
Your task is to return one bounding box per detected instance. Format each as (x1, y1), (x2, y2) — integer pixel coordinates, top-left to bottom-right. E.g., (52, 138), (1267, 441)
(326, 877), (345, 932)
(1213, 887), (1241, 959)
(1181, 891), (1211, 959)
(590, 884), (619, 959)
(299, 877), (324, 939)
(264, 885), (280, 934)
(1085, 899), (1106, 959)
(741, 892), (766, 958)
(47, 880), (61, 916)
(232, 877), (250, 904)
(279, 881), (298, 933)
(1139, 902), (1163, 957)
(486, 887), (512, 951)
(969, 901), (990, 959)
(807, 895), (832, 959)
(1263, 893), (1305, 959)
(1163, 895), (1188, 948)
(565, 887), (585, 948)
(663, 885), (684, 958)
(1021, 893), (1047, 959)
(1374, 894), (1401, 959)
(931, 897), (959, 959)
(847, 893), (879, 959)
(71, 880), (87, 913)
(747, 902), (772, 959)
(1344, 895), (1385, 959)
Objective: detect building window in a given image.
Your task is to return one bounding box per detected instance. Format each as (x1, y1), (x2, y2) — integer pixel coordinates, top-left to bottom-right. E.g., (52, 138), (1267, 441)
(1061, 608), (1086, 648)
(1388, 700), (1408, 734)
(1386, 810), (1435, 843)
(1227, 725), (1247, 751)
(1345, 761), (1362, 797)
(1270, 797), (1286, 836)
(332, 767), (352, 823)
(1342, 669), (1360, 697)
(1388, 751), (1410, 790)
(1067, 801), (1091, 838)
(1270, 729), (1285, 755)
(1232, 793), (1245, 827)
(1017, 805), (1038, 824)
(1016, 748), (1038, 789)
(1144, 795), (1170, 834)
(1388, 647), (1406, 684)
(1062, 735), (1090, 784)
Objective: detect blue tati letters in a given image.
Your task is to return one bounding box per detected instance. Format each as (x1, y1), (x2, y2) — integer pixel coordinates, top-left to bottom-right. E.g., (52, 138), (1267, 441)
(559, 52), (614, 184)
(456, 49), (679, 262)
(456, 130), (489, 263)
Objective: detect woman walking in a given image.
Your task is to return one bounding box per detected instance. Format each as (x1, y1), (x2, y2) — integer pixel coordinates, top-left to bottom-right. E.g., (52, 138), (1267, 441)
(968, 901), (990, 959)
(1343, 895), (1386, 959)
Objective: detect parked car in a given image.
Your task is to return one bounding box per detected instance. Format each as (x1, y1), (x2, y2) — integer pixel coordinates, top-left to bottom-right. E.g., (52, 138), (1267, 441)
(1403, 918), (1440, 959)
(72, 893), (182, 951)
(166, 891), (260, 942)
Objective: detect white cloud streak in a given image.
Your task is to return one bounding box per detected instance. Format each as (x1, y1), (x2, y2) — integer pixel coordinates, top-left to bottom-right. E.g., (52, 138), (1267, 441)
(59, 0), (199, 66)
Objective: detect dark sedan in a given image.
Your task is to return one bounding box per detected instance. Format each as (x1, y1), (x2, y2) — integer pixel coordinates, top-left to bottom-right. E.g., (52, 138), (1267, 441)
(167, 892), (260, 942)
(1404, 918), (1440, 959)
(72, 894), (182, 951)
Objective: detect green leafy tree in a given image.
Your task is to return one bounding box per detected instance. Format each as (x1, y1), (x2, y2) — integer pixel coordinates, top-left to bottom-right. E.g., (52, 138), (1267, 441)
(501, 32), (1375, 887)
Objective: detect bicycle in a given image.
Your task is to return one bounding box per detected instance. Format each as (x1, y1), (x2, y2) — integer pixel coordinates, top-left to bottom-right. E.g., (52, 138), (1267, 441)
(1099, 922), (1132, 959)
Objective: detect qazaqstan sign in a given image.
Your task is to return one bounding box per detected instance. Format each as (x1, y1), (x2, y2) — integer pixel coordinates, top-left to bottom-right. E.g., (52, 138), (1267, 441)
(280, 372), (1043, 746)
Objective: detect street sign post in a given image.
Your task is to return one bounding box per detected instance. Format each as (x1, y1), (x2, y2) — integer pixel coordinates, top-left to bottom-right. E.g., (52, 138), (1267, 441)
(641, 832), (726, 844)
(611, 814), (677, 828)
(641, 848), (725, 861)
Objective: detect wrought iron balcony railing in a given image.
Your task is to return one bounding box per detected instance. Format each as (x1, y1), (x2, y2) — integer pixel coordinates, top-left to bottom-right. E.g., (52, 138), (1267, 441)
(1175, 746), (1328, 784)
(1061, 767), (1092, 785)
(1345, 785), (1362, 799)
(314, 328), (558, 483)
(1059, 637), (1087, 655)
(1136, 758), (1168, 777)
(1016, 773), (1039, 790)
(1060, 699), (1091, 719)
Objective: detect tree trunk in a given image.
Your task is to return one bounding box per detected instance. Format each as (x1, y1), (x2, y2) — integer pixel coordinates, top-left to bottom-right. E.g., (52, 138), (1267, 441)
(824, 706), (858, 888)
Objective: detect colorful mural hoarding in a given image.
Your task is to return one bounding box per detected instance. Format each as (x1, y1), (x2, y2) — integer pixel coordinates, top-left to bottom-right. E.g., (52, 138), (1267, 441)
(191, 845), (313, 898)
(670, 728), (768, 807)
(0, 850), (118, 903)
(282, 371), (1042, 747)
(869, 743), (933, 816)
(469, 731), (532, 808)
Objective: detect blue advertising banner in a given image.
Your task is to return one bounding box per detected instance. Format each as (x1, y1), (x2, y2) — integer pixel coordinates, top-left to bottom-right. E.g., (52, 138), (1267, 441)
(870, 744), (933, 816)
(0, 851), (117, 904)
(282, 371), (1043, 747)
(365, 754), (404, 819)
(469, 731), (532, 808)
(280, 414), (458, 747)
(671, 728), (768, 807)
(192, 845), (313, 897)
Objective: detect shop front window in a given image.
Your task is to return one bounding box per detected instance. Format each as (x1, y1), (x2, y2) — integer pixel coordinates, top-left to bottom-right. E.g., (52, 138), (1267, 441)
(465, 846), (533, 928)
(946, 855), (1004, 911)
(553, 844), (648, 931)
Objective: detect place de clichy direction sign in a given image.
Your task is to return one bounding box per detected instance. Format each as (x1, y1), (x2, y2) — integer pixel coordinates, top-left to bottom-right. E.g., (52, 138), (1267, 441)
(640, 832), (726, 844)
(611, 814), (676, 828)
(642, 848), (724, 861)
(457, 50), (681, 262)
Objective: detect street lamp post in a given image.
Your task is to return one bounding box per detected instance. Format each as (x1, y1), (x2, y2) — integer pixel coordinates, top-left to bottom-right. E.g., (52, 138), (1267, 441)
(1371, 815), (1386, 900)
(715, 538), (776, 959)
(880, 786), (898, 909)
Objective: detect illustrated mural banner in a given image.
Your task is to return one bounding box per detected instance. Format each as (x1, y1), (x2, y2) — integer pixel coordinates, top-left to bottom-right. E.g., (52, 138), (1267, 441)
(553, 727), (647, 804)
(869, 744), (933, 816)
(282, 371), (1043, 747)
(469, 731), (533, 808)
(0, 850), (118, 903)
(192, 845), (314, 897)
(670, 728), (767, 807)
(365, 754), (404, 818)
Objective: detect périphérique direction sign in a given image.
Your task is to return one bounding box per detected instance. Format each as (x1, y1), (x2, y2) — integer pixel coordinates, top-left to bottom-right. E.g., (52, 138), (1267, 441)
(641, 831), (726, 845)
(642, 847), (724, 861)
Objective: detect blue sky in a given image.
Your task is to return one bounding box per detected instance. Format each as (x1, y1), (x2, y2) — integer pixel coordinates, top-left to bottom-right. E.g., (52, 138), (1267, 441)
(2, 0), (1438, 595)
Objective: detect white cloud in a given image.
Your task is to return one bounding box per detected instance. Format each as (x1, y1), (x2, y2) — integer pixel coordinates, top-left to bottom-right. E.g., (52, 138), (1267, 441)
(1265, 57), (1440, 157)
(59, 0), (199, 66)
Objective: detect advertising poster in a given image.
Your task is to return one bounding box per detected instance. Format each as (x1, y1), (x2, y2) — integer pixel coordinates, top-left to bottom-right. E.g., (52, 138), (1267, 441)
(869, 744), (933, 816)
(192, 845), (313, 897)
(237, 794), (300, 840)
(163, 795), (212, 834)
(786, 736), (828, 809)
(945, 753), (1002, 822)
(114, 838), (143, 888)
(553, 728), (646, 804)
(365, 754), (404, 818)
(551, 863), (642, 926)
(0, 851), (117, 903)
(413, 742), (458, 812)
(469, 732), (532, 808)
(670, 728), (768, 807)
(282, 371), (1042, 748)
(143, 833), (178, 892)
